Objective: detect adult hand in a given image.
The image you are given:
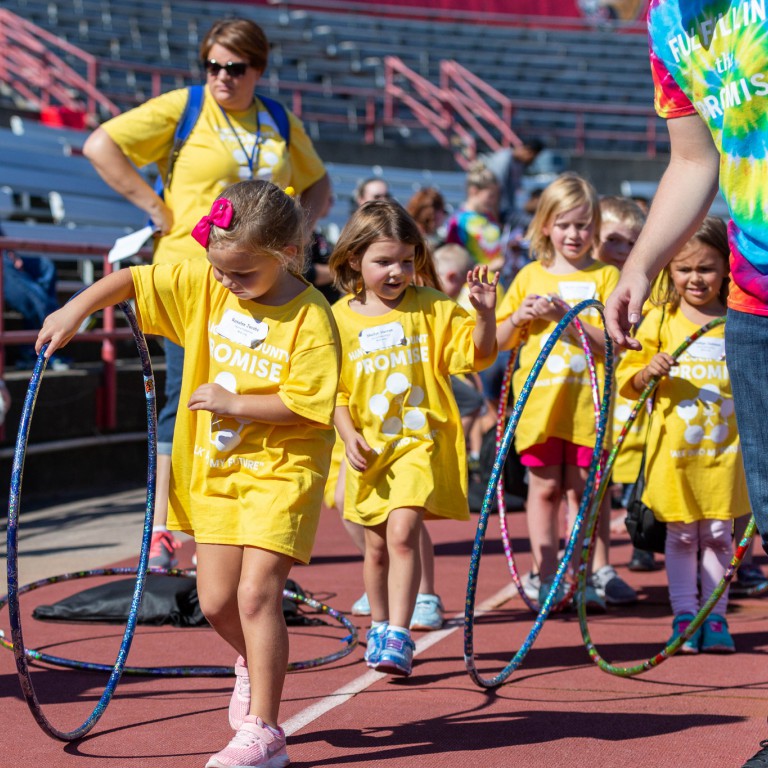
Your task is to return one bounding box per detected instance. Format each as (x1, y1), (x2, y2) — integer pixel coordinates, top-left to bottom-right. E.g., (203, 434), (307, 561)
(604, 271), (651, 350)
(147, 197), (175, 236)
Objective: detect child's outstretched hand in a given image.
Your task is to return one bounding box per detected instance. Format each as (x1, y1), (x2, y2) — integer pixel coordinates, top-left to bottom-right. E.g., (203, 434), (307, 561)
(345, 431), (373, 472)
(466, 265), (499, 314)
(36, 305), (85, 358)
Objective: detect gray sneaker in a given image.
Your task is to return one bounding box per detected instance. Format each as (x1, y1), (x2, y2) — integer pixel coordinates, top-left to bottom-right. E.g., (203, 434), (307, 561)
(592, 564), (638, 605)
(522, 571), (541, 602)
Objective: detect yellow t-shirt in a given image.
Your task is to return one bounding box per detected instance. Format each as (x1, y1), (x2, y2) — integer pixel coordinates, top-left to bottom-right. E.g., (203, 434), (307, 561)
(496, 260), (619, 453)
(322, 431), (345, 511)
(616, 305), (748, 523)
(131, 260), (340, 562)
(611, 291), (663, 484)
(103, 87), (326, 265)
(333, 285), (496, 525)
(611, 378), (648, 485)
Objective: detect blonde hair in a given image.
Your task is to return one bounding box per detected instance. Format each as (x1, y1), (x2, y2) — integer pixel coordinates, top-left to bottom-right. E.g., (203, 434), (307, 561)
(200, 18), (269, 72)
(526, 172), (600, 265)
(433, 243), (473, 275)
(330, 199), (438, 294)
(599, 195), (646, 233)
(652, 215), (730, 309)
(465, 161), (498, 192)
(207, 180), (306, 273)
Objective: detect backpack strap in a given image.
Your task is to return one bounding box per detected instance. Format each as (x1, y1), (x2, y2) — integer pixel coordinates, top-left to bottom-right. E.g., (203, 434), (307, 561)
(155, 87), (291, 198)
(257, 93), (291, 149)
(157, 84), (205, 196)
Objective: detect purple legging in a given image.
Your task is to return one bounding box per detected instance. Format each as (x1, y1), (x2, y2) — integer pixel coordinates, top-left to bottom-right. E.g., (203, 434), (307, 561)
(665, 519), (732, 617)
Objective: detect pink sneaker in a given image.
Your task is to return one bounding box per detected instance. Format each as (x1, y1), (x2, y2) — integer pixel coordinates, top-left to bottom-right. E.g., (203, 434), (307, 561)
(206, 716), (289, 768)
(147, 530), (180, 569)
(228, 656), (250, 730)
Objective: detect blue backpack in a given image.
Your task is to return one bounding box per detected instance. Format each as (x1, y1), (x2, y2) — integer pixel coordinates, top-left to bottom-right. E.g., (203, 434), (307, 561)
(157, 84), (291, 194)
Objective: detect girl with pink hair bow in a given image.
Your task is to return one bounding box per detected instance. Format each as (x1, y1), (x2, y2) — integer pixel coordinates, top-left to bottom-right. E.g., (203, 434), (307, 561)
(36, 180), (340, 768)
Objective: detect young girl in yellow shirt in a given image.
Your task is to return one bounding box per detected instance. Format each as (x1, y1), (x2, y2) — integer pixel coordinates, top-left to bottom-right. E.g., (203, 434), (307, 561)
(330, 199), (498, 676)
(495, 172), (630, 609)
(36, 180), (340, 768)
(617, 216), (748, 654)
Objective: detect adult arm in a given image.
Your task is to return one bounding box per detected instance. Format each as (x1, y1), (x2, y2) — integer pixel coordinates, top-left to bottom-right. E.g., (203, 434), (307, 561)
(83, 127), (174, 235)
(605, 115), (721, 348)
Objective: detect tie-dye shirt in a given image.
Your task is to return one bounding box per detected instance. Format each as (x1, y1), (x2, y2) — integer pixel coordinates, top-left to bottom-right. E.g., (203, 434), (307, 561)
(445, 209), (502, 266)
(648, 0), (768, 315)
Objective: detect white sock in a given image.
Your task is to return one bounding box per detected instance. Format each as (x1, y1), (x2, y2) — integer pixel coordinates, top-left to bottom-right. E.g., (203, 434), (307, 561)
(371, 619), (389, 628)
(388, 625), (409, 636)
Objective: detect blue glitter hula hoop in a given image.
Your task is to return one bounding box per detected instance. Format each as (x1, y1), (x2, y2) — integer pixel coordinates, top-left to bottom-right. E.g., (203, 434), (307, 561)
(6, 301), (158, 741)
(464, 299), (614, 688)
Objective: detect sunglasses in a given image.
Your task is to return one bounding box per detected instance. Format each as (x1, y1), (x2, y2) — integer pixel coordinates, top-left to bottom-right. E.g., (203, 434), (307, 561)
(203, 59), (249, 78)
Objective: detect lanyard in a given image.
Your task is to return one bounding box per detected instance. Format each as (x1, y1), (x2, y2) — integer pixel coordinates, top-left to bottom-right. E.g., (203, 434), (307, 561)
(219, 101), (262, 177)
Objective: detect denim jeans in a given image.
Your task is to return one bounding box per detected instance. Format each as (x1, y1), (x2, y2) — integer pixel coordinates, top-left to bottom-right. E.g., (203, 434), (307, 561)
(157, 338), (184, 455)
(725, 308), (768, 554)
(3, 254), (58, 328)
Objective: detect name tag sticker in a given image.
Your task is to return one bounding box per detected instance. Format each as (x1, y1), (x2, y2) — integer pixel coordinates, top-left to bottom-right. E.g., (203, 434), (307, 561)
(558, 281), (596, 303)
(687, 337), (725, 361)
(359, 322), (406, 353)
(215, 309), (268, 348)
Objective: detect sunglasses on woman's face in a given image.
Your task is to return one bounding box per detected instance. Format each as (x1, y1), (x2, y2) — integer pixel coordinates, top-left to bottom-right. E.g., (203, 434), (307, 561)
(203, 59), (249, 78)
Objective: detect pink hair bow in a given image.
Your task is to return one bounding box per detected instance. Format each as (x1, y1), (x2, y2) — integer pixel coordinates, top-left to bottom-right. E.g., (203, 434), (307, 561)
(191, 198), (234, 247)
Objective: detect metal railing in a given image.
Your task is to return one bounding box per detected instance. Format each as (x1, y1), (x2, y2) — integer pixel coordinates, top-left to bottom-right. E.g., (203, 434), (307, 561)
(0, 8), (665, 158)
(0, 237), (139, 431)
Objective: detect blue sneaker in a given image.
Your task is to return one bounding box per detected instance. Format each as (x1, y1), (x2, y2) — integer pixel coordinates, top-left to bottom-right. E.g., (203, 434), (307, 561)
(364, 623), (388, 668)
(669, 612), (702, 654)
(409, 594), (444, 631)
(351, 592), (371, 616)
(701, 613), (735, 653)
(375, 627), (415, 676)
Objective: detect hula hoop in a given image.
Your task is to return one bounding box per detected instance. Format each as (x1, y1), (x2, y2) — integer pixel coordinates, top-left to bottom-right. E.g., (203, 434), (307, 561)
(494, 297), (606, 613)
(574, 315), (748, 676)
(6, 301), (157, 740)
(464, 298), (614, 688)
(0, 567), (358, 675)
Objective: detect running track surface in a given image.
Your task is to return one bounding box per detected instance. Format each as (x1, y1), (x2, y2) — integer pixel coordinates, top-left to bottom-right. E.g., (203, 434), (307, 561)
(3, 497), (768, 768)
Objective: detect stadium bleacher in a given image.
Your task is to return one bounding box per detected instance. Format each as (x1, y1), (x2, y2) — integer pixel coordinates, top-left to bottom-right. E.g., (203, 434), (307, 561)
(0, 0), (663, 155)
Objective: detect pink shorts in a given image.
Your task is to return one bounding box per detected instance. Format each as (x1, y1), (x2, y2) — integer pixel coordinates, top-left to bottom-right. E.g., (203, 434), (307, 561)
(519, 437), (595, 468)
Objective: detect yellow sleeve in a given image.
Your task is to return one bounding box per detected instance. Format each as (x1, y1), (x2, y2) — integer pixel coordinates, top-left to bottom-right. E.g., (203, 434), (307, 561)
(436, 295), (497, 374)
(496, 264), (532, 324)
(101, 89), (187, 173)
(130, 260), (203, 345)
(615, 306), (664, 399)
